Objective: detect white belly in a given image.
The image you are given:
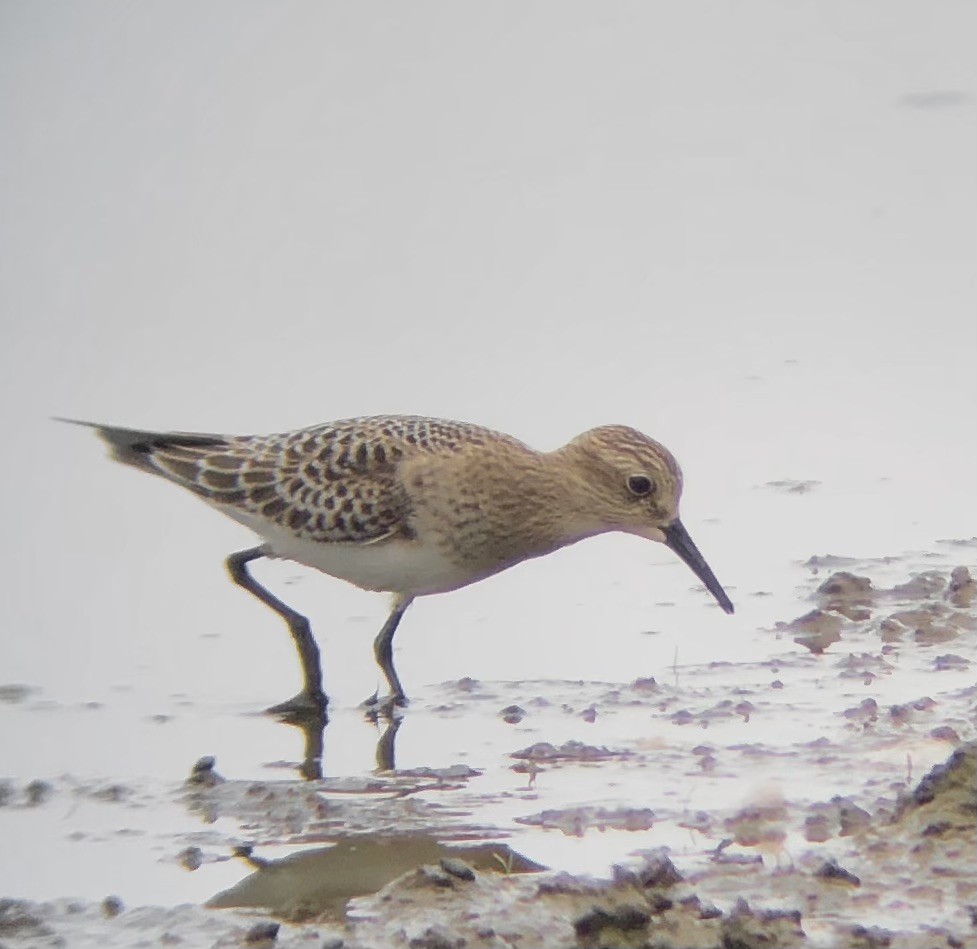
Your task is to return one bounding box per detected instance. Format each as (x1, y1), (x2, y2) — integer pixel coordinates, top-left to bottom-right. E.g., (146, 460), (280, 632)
(222, 508), (479, 596)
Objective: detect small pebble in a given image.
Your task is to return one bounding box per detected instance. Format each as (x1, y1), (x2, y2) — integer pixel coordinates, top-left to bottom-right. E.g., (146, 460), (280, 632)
(848, 924), (893, 948)
(187, 756), (224, 787)
(407, 924), (465, 949)
(934, 654), (969, 671)
(815, 858), (861, 886)
(25, 780), (53, 806)
(244, 921), (279, 944)
(101, 895), (124, 918)
(177, 846), (204, 871)
(419, 865), (455, 888)
(439, 858), (475, 881)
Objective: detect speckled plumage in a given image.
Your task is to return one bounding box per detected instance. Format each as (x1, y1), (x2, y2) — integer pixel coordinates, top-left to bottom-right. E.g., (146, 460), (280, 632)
(133, 416), (506, 547)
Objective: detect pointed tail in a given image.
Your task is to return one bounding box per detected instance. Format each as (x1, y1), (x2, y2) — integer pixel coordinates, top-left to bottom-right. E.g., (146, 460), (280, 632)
(55, 417), (226, 471)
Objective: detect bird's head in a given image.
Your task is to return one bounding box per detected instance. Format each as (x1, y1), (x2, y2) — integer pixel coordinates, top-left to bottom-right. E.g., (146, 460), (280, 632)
(561, 425), (734, 614)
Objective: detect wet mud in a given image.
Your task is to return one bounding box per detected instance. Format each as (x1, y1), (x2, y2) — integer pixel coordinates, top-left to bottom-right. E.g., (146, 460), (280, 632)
(1, 552), (975, 948)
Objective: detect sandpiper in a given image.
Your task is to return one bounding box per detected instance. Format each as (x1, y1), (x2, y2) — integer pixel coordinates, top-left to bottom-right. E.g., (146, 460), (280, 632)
(63, 415), (733, 715)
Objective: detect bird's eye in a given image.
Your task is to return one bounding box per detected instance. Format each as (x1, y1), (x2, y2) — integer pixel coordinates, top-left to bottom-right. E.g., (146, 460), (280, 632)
(627, 474), (654, 497)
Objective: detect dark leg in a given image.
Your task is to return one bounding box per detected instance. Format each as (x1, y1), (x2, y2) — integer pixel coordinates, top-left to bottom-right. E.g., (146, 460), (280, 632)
(374, 715), (402, 772)
(225, 546), (328, 719)
(371, 595), (414, 706)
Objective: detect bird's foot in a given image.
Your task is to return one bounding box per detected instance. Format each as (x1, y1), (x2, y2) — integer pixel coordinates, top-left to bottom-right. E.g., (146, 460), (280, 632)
(361, 689), (408, 721)
(266, 688), (329, 724)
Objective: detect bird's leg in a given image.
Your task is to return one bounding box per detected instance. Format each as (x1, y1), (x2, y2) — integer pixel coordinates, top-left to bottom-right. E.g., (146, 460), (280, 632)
(225, 546), (328, 719)
(367, 595), (413, 709)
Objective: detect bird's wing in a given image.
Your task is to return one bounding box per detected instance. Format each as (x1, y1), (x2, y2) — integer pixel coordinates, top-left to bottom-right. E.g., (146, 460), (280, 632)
(65, 415), (519, 546)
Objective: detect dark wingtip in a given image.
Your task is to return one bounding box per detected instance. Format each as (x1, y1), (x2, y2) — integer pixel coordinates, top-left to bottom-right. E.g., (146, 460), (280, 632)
(56, 418), (162, 467)
(57, 417), (226, 451)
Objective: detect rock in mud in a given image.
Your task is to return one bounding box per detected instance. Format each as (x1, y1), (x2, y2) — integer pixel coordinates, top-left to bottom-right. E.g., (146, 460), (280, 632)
(612, 849), (684, 889)
(187, 756), (224, 787)
(933, 654), (969, 671)
(893, 741), (976, 824)
(438, 858), (475, 882)
(407, 924), (465, 949)
(573, 903), (650, 938)
(888, 571), (947, 599)
(848, 924), (894, 948)
(816, 571), (875, 619)
(25, 779), (53, 806)
(842, 698), (879, 727)
(780, 609), (844, 653)
(499, 704), (525, 724)
(515, 805), (655, 836)
(100, 895), (123, 918)
(884, 604), (961, 646)
(723, 898), (805, 948)
(723, 798), (788, 854)
(630, 676), (659, 694)
(510, 740), (627, 762)
(803, 811), (833, 843)
(177, 845), (204, 871)
(947, 565), (975, 607)
(0, 899), (52, 941)
(814, 858), (861, 887)
(834, 796), (872, 836)
(243, 920), (279, 944)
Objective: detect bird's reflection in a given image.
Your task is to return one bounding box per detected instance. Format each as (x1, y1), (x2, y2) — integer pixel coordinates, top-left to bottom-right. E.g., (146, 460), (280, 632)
(273, 706), (327, 780)
(366, 706), (403, 772)
(275, 704), (402, 779)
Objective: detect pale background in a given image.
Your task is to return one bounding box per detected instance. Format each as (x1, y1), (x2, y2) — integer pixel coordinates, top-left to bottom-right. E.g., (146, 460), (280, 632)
(2, 2), (975, 765)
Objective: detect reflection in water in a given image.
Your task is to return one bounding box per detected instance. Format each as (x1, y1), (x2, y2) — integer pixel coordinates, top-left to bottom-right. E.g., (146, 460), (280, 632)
(367, 708), (403, 772)
(277, 707), (402, 779)
(275, 707), (327, 780)
(207, 836), (545, 919)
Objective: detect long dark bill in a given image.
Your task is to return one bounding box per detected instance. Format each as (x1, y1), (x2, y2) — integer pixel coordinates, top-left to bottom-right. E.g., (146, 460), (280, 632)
(663, 520), (734, 614)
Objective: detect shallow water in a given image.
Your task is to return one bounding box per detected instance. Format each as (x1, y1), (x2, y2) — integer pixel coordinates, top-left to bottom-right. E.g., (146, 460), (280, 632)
(1, 536), (974, 944)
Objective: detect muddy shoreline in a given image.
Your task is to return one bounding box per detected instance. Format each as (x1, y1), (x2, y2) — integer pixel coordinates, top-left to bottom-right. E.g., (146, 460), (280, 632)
(2, 558), (975, 948)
